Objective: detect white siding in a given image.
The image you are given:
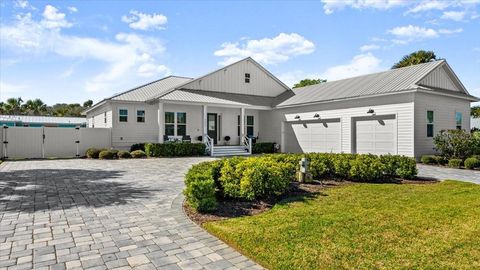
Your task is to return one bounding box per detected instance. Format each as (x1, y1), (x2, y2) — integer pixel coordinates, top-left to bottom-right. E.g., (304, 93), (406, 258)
(413, 92), (471, 158)
(181, 59), (287, 97)
(260, 93), (415, 156)
(86, 103), (113, 128)
(418, 65), (461, 92)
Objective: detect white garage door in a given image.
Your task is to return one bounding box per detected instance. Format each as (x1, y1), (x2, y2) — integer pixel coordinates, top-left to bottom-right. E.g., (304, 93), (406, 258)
(291, 120), (341, 153)
(355, 115), (396, 155)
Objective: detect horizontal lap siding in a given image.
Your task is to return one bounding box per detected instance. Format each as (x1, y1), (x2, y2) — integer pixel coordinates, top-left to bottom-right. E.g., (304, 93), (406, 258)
(413, 92), (471, 158)
(261, 93), (415, 156)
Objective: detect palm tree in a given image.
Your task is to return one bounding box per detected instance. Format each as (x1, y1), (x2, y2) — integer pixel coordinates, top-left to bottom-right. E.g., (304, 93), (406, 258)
(0, 102), (5, 114)
(392, 50), (438, 69)
(23, 99), (47, 115)
(3, 97), (24, 115)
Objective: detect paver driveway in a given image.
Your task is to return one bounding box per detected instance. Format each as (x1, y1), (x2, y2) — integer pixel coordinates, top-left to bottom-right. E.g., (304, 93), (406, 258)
(0, 159), (262, 270)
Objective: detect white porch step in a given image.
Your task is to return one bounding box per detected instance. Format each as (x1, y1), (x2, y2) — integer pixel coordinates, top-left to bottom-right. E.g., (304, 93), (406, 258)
(210, 145), (250, 157)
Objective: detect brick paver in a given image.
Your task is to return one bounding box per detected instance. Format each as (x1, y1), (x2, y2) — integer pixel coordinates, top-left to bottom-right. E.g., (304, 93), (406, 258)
(417, 164), (480, 184)
(0, 159), (263, 270)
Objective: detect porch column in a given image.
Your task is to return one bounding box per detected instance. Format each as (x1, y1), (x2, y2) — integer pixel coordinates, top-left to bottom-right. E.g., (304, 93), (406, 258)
(281, 121), (285, 153)
(240, 107), (245, 139)
(202, 105), (208, 142)
(158, 102), (164, 143)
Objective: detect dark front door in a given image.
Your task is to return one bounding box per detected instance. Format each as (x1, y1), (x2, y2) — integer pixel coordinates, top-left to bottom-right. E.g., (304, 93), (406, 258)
(207, 113), (218, 144)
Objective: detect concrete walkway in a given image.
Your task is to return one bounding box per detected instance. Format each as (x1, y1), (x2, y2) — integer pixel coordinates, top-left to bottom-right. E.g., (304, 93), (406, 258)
(0, 159), (262, 270)
(417, 164), (480, 184)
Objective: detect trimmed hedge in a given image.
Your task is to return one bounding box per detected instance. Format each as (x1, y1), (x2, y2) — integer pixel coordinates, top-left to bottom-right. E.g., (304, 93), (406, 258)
(185, 153), (418, 212)
(118, 150), (131, 159)
(99, 150), (117, 159)
(465, 157), (480, 169)
(252, 142), (275, 154)
(86, 148), (104, 159)
(448, 158), (463, 168)
(145, 142), (206, 157)
(131, 150), (146, 158)
(421, 155), (437, 165)
(130, 143), (145, 152)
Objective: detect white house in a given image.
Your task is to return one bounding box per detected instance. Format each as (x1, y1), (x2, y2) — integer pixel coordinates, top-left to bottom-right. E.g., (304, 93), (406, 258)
(84, 57), (478, 158)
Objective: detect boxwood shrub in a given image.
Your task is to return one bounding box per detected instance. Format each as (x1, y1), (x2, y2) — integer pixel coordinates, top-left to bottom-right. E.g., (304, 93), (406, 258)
(448, 158), (463, 168)
(130, 143), (145, 152)
(145, 142), (206, 157)
(86, 148), (104, 159)
(421, 155), (437, 165)
(184, 161), (218, 212)
(131, 150), (146, 158)
(99, 150), (117, 160)
(350, 154), (385, 182)
(464, 157), (479, 169)
(252, 142), (275, 154)
(118, 150), (131, 159)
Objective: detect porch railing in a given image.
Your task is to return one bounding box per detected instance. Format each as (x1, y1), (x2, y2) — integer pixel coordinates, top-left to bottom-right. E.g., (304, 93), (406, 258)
(204, 135), (214, 156)
(242, 135), (253, 154)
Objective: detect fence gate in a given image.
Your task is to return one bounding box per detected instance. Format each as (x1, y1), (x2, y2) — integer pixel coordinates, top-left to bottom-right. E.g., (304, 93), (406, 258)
(1, 126), (111, 159)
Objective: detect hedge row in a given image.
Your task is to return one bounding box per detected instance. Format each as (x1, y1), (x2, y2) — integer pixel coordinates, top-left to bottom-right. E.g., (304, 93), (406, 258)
(85, 148), (146, 159)
(421, 154), (480, 169)
(252, 142), (275, 154)
(184, 153), (417, 212)
(145, 142), (206, 157)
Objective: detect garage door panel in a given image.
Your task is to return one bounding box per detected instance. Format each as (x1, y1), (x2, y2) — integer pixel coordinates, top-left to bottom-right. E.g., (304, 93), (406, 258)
(290, 120), (341, 153)
(355, 116), (396, 155)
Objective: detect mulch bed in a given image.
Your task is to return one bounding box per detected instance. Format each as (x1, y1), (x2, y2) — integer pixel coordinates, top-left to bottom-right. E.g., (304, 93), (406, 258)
(184, 178), (438, 225)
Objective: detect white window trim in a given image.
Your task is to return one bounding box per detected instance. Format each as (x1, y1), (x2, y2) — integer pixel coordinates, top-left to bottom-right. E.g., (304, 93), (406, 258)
(455, 111), (463, 129)
(165, 111), (187, 136)
(136, 108), (146, 123)
(426, 109), (434, 138)
(119, 108), (128, 123)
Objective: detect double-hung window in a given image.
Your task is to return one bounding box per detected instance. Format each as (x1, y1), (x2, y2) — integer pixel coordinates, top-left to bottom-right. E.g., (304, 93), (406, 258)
(119, 109), (128, 122)
(165, 112), (187, 136)
(245, 73), (250, 83)
(455, 112), (462, 130)
(237, 115), (254, 136)
(137, 110), (145, 123)
(427, 110), (434, 137)
(104, 112), (107, 124)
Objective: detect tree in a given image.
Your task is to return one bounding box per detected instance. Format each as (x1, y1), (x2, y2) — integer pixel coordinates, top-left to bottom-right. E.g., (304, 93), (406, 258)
(3, 97), (24, 115)
(83, 100), (93, 108)
(472, 106), (480, 118)
(23, 99), (47, 116)
(293, 78), (327, 89)
(392, 50), (438, 69)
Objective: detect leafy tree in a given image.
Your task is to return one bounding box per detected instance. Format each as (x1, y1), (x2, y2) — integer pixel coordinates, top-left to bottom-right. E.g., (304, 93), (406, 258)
(83, 100), (93, 108)
(392, 50), (438, 69)
(433, 129), (477, 159)
(471, 106), (480, 118)
(293, 78), (327, 89)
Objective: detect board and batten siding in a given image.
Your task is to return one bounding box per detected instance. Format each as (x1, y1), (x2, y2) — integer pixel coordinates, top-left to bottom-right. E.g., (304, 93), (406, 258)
(418, 65), (462, 92)
(413, 91), (471, 158)
(181, 59), (287, 97)
(260, 93), (415, 157)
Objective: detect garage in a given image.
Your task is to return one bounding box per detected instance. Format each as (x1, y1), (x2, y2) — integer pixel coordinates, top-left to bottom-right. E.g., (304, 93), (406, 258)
(354, 115), (396, 155)
(290, 119), (341, 153)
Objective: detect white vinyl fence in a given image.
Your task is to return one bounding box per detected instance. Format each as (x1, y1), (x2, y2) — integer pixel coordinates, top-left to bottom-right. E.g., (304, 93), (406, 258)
(1, 126), (111, 159)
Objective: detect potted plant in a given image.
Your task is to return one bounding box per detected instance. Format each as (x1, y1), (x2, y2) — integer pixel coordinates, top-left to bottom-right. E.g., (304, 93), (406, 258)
(197, 135), (203, 142)
(224, 136), (231, 145)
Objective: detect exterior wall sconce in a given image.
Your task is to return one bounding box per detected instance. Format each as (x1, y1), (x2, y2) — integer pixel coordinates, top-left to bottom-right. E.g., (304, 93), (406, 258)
(367, 108), (375, 114)
(313, 113), (320, 118)
(294, 115), (300, 119)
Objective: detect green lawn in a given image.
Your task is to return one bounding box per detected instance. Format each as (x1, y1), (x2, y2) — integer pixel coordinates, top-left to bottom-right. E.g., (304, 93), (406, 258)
(204, 181), (480, 270)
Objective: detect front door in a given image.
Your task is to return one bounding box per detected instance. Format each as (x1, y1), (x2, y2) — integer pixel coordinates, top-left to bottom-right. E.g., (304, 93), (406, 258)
(207, 113), (218, 144)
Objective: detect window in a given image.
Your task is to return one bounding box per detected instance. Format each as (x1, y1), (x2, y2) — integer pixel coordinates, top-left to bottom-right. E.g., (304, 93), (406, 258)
(104, 112), (107, 124)
(165, 112), (175, 136)
(247, 115), (254, 136)
(119, 109), (128, 122)
(456, 112), (462, 130)
(427, 110), (434, 137)
(137, 110), (145, 123)
(177, 112), (187, 136)
(165, 112), (187, 136)
(237, 115), (241, 136)
(245, 73), (250, 83)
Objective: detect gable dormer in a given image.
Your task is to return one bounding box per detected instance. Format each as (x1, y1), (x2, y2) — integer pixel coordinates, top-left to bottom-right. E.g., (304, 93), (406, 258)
(417, 61), (468, 94)
(178, 57), (291, 97)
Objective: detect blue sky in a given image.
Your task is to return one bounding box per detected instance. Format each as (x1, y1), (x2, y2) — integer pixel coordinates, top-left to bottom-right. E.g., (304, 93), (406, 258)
(1, 0), (479, 105)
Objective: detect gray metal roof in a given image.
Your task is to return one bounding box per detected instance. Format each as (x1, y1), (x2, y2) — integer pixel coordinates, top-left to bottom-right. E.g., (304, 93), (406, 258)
(0, 115), (87, 124)
(111, 76), (193, 102)
(159, 89), (281, 108)
(277, 60), (453, 107)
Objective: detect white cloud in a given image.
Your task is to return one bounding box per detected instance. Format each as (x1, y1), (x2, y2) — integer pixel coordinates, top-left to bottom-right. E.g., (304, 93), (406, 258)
(360, 44), (380, 52)
(214, 33), (315, 66)
(279, 53), (382, 86)
(121, 10), (167, 31)
(387, 25), (462, 44)
(68, 6), (78, 13)
(438, 28), (463, 34)
(14, 0), (29, 9)
(321, 0), (408, 14)
(1, 5), (170, 93)
(406, 1), (451, 14)
(441, 10), (466, 21)
(41, 5), (72, 29)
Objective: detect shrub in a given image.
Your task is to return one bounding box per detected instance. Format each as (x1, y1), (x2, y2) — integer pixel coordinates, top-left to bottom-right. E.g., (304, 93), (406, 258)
(184, 162), (218, 212)
(395, 156), (418, 179)
(306, 153), (332, 179)
(434, 129), (476, 159)
(331, 153), (356, 179)
(86, 148), (102, 159)
(219, 157), (246, 198)
(130, 143), (145, 152)
(145, 142), (206, 157)
(448, 158), (463, 169)
(130, 150), (146, 158)
(252, 142), (275, 154)
(99, 150), (117, 160)
(464, 157), (480, 169)
(350, 154), (386, 182)
(434, 155), (448, 165)
(117, 150), (131, 159)
(421, 155), (437, 165)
